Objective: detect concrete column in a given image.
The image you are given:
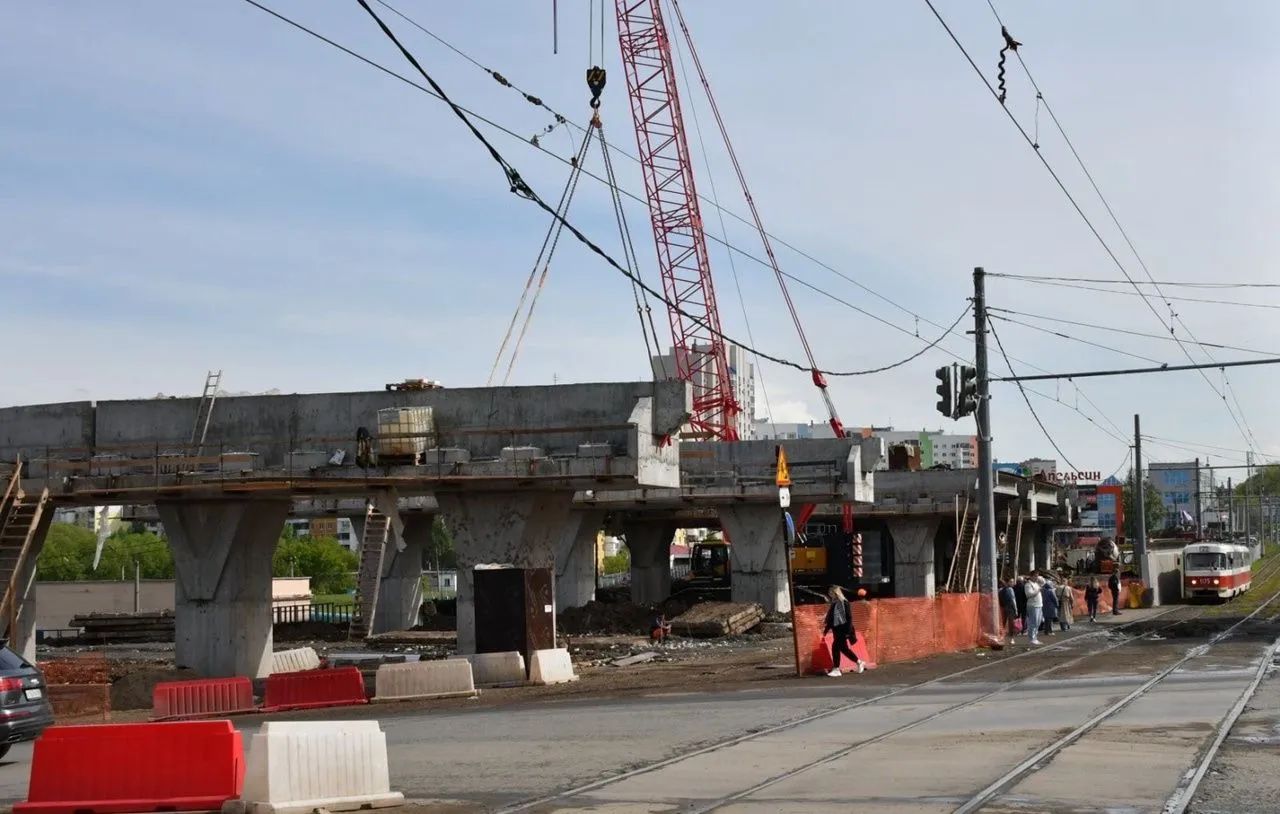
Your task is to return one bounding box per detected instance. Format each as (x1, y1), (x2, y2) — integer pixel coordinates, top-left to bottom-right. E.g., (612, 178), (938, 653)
(371, 513), (430, 634)
(436, 491), (573, 655)
(1015, 521), (1035, 574)
(1034, 526), (1051, 572)
(623, 519), (675, 605)
(890, 517), (938, 598)
(556, 510), (605, 612)
(159, 498), (289, 679)
(719, 506), (790, 614)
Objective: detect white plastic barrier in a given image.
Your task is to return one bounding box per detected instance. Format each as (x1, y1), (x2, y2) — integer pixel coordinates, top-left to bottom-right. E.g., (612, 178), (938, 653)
(450, 651), (526, 687)
(224, 721), (403, 814)
(270, 647), (321, 675)
(374, 659), (478, 702)
(529, 648), (578, 685)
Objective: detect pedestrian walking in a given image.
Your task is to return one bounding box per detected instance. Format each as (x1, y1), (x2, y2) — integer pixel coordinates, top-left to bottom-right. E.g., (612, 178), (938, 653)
(1108, 570), (1122, 615)
(1023, 573), (1044, 646)
(1015, 575), (1029, 633)
(1084, 578), (1101, 622)
(999, 578), (1019, 643)
(1041, 574), (1059, 636)
(1056, 579), (1074, 631)
(822, 585), (865, 676)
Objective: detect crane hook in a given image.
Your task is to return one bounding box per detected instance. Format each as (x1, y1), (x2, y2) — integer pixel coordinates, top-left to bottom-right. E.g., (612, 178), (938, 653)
(587, 66), (607, 109)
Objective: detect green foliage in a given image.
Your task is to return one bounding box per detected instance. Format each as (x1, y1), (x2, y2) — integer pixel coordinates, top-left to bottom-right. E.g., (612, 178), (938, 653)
(601, 550), (630, 575)
(1123, 468), (1166, 537)
(1237, 465), (1280, 496)
(273, 535), (358, 595)
(37, 524), (172, 581)
(426, 516), (457, 569)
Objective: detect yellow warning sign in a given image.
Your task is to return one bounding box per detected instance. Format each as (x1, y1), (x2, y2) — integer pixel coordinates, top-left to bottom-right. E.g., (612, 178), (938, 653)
(775, 445), (792, 487)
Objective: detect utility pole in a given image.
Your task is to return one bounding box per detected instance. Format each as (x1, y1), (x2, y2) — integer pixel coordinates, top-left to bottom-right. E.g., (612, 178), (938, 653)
(1228, 477), (1235, 537)
(1133, 415), (1148, 585)
(1194, 457), (1203, 533)
(973, 268), (999, 639)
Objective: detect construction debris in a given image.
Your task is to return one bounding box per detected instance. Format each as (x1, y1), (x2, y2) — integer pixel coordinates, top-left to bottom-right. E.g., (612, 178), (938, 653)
(558, 598), (691, 636)
(669, 602), (765, 638)
(70, 612), (175, 644)
(609, 652), (657, 668)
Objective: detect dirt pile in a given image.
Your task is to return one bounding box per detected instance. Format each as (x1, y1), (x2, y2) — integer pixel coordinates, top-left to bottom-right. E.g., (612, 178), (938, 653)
(559, 598), (692, 636)
(110, 666), (204, 711)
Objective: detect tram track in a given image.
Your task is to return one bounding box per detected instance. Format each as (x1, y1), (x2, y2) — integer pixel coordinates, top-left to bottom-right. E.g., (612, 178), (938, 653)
(496, 604), (1184, 814)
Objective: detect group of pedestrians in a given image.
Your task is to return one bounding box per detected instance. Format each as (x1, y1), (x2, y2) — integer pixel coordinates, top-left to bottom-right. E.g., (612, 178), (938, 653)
(997, 569), (1120, 646)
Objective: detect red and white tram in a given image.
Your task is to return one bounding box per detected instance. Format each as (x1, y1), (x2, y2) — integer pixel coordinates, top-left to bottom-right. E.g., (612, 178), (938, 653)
(1182, 542), (1253, 600)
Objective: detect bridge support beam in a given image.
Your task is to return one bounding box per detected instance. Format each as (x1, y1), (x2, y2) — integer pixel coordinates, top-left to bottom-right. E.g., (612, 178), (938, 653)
(623, 519), (675, 605)
(158, 498), (289, 679)
(556, 510), (604, 612)
(889, 517), (938, 598)
(437, 491), (574, 655)
(373, 513), (430, 634)
(719, 506), (790, 614)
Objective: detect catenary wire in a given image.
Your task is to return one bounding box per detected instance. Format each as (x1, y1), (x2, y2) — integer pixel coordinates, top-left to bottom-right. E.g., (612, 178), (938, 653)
(929, 0), (1260, 454)
(988, 307), (1280, 357)
(987, 313), (1166, 365)
(987, 317), (1080, 471)
(984, 0), (1265, 454)
(990, 272), (1280, 290)
(242, 0), (975, 380)
(990, 277), (1280, 311)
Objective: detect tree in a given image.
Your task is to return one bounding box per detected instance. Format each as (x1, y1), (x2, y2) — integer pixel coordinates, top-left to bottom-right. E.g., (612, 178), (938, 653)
(273, 534), (358, 595)
(425, 516), (457, 570)
(1123, 468), (1166, 538)
(96, 530), (174, 579)
(37, 523), (97, 581)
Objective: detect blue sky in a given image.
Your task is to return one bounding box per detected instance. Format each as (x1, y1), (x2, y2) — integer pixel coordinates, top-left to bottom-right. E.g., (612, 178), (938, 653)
(3, 0), (1278, 474)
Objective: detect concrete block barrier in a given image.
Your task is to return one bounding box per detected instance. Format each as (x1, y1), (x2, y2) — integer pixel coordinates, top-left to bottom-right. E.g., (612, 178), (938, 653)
(263, 667), (368, 713)
(270, 647), (321, 675)
(224, 721), (403, 814)
(153, 677), (258, 722)
(450, 652), (526, 687)
(528, 648), (578, 685)
(373, 660), (478, 702)
(18, 720), (245, 814)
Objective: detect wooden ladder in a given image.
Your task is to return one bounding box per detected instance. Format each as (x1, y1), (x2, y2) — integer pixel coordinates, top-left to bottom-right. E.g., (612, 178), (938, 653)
(348, 504), (391, 640)
(946, 497), (981, 593)
(0, 461), (50, 643)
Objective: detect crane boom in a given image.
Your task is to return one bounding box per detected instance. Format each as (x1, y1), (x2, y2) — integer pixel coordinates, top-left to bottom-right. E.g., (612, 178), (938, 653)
(614, 0), (740, 441)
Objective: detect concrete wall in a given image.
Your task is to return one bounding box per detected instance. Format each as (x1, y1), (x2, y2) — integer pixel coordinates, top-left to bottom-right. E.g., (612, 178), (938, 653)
(0, 381), (692, 468)
(1141, 550), (1184, 606)
(35, 576), (313, 631)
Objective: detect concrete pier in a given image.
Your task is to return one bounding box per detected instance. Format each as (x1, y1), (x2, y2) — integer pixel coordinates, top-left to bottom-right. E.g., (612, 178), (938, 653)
(437, 491), (574, 655)
(623, 519), (675, 604)
(719, 505), (790, 613)
(12, 554), (37, 663)
(889, 517), (939, 598)
(372, 512), (430, 634)
(158, 498), (290, 679)
(555, 510), (604, 612)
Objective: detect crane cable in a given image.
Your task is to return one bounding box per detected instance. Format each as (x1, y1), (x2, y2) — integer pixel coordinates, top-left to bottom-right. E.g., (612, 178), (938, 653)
(487, 123), (593, 387)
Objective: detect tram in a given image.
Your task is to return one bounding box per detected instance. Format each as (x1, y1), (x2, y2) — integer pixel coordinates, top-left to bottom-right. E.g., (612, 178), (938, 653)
(1181, 541), (1253, 601)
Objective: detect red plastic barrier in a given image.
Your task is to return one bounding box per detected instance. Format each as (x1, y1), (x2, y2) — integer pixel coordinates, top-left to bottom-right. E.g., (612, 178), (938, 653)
(152, 677), (258, 722)
(809, 631), (876, 675)
(15, 720), (244, 814)
(262, 666), (368, 712)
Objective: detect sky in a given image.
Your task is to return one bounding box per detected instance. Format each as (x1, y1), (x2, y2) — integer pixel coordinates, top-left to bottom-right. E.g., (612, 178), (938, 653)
(2, 0), (1278, 477)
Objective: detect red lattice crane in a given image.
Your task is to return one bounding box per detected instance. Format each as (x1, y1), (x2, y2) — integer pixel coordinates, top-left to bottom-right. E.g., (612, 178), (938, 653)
(612, 0), (845, 441)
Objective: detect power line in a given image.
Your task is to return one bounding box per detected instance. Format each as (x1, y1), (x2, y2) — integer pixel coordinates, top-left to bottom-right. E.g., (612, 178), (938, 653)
(988, 307), (1280, 357)
(993, 356), (1280, 383)
(929, 0), (1260, 455)
(987, 317), (1080, 471)
(987, 313), (1166, 365)
(987, 277), (1280, 311)
(990, 272), (1280, 290)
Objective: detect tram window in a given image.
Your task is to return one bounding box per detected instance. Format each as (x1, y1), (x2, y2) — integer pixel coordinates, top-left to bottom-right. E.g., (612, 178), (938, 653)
(1186, 553), (1227, 570)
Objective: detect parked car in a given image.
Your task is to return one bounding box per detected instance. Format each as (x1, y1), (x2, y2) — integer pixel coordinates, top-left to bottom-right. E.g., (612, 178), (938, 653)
(0, 644), (53, 758)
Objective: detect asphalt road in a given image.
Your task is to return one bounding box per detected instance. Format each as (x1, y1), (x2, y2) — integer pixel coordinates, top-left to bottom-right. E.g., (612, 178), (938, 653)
(2, 625), (1278, 813)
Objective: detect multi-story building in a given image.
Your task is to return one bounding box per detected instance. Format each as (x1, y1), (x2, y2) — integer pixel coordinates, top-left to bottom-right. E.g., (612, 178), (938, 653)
(284, 517), (358, 550)
(51, 505), (126, 537)
(752, 422), (977, 470)
(651, 342), (756, 440)
(1148, 461), (1214, 527)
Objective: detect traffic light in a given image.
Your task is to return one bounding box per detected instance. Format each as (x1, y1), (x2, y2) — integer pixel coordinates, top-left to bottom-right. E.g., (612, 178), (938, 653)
(956, 365), (979, 417)
(934, 366), (953, 418)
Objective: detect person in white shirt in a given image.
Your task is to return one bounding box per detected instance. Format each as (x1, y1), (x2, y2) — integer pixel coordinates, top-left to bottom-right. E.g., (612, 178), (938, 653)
(1023, 573), (1045, 646)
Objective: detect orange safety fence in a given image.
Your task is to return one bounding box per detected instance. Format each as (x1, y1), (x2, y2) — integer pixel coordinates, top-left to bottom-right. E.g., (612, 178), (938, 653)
(794, 593), (985, 676)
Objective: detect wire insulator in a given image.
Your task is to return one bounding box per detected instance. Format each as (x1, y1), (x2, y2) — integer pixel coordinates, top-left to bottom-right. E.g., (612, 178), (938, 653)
(996, 25), (1022, 105)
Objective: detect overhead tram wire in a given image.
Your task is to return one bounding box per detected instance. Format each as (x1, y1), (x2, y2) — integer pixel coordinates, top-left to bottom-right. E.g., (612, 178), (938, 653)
(987, 317), (1081, 472)
(990, 272), (1280, 290)
(988, 307), (1280, 357)
(987, 277), (1280, 312)
(927, 0), (1261, 456)
(238, 0), (1157, 453)
(986, 314), (1166, 366)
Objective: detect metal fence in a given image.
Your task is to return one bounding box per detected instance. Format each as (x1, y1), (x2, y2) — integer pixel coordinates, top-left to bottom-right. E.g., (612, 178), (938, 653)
(272, 602), (354, 625)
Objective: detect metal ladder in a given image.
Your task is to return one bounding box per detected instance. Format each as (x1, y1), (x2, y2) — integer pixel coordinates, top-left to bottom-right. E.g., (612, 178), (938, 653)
(348, 504), (390, 640)
(0, 461), (50, 643)
(189, 370), (222, 459)
(946, 496), (981, 593)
